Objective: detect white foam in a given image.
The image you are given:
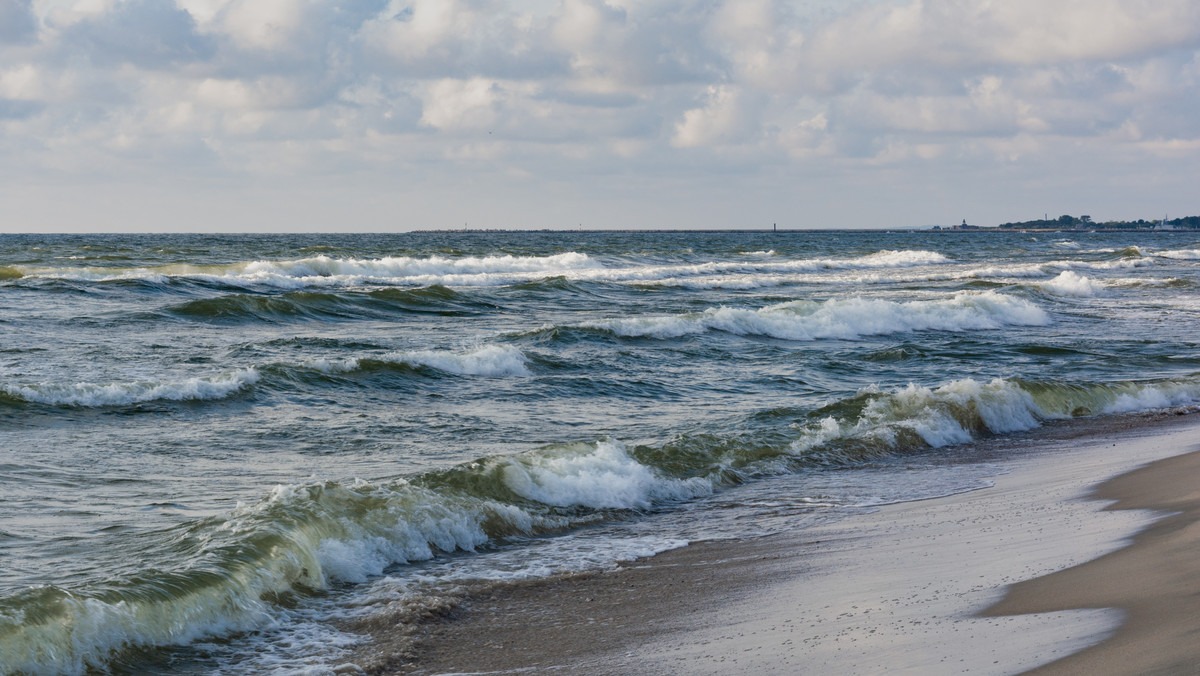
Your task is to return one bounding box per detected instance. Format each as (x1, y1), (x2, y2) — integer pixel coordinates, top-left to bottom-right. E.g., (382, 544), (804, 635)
(2, 369), (259, 407)
(1038, 271), (1104, 297)
(14, 252), (600, 289)
(0, 569), (280, 675)
(295, 346), (528, 377)
(236, 252), (601, 288)
(1101, 381), (1200, 414)
(300, 357), (361, 373)
(1106, 276), (1180, 288)
(791, 379), (1047, 456)
(588, 291), (1049, 341)
(13, 249), (952, 290)
(1051, 257), (1154, 271)
(380, 344), (530, 377)
(500, 440), (713, 510)
(1155, 248), (1200, 260)
(790, 377), (1200, 459)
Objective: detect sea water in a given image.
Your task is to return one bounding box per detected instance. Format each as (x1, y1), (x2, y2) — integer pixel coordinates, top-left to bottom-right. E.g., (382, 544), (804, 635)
(2, 230), (1199, 674)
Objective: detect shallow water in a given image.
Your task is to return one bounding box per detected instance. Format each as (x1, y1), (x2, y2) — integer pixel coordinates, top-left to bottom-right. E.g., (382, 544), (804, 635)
(3, 231), (1200, 674)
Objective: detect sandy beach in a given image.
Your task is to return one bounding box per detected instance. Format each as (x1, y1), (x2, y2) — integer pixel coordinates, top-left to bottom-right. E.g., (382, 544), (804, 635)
(354, 411), (1200, 675)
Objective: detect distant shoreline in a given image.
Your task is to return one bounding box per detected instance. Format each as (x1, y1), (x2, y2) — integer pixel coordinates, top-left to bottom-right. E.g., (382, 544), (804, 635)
(406, 227), (1196, 234)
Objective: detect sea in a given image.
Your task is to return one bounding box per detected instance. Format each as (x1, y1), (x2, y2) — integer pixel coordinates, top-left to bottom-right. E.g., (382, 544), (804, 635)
(3, 230), (1200, 675)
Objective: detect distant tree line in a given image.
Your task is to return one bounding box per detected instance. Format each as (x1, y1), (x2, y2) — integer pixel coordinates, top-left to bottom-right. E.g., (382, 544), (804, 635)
(996, 214), (1200, 230)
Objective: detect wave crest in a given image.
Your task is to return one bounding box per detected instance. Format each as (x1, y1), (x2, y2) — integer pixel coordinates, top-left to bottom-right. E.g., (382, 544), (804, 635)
(2, 369), (259, 407)
(303, 345), (530, 378)
(6, 371), (1200, 674)
(791, 376), (1200, 462)
(1037, 270), (1104, 297)
(586, 291), (1048, 340)
(9, 249), (951, 291)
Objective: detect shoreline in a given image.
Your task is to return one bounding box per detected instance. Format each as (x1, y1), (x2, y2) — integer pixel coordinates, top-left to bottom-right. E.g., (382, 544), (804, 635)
(355, 411), (1200, 675)
(985, 446), (1200, 673)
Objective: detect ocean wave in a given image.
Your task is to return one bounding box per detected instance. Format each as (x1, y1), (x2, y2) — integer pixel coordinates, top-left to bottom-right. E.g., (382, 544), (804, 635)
(790, 376), (1200, 462)
(2, 345), (528, 410)
(235, 252), (601, 288)
(299, 344), (529, 378)
(500, 440), (711, 509)
(633, 257), (1156, 292)
(361, 344), (532, 378)
(5, 369), (1200, 674)
(1, 369), (259, 407)
(166, 286), (477, 322)
(7, 249), (951, 291)
(1051, 257), (1154, 271)
(0, 439), (705, 675)
(1155, 248), (1200, 260)
(1035, 271), (1105, 297)
(1107, 276), (1187, 288)
(9, 252), (600, 289)
(584, 290), (1048, 340)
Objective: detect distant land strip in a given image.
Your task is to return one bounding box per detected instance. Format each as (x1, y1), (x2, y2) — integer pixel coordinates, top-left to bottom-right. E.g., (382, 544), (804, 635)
(412, 215), (1198, 234)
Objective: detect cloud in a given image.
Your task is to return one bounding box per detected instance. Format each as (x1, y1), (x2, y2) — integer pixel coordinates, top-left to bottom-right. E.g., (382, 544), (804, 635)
(2, 0), (1199, 230)
(0, 0), (36, 44)
(55, 0), (213, 67)
(0, 97), (41, 119)
(802, 0), (1200, 75)
(672, 84), (759, 148)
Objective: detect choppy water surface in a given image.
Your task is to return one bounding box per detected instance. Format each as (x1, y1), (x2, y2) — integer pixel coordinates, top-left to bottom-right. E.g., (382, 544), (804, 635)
(3, 231), (1200, 674)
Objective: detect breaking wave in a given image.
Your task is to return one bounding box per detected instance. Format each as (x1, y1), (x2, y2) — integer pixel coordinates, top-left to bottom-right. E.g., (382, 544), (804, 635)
(3, 371), (1199, 674)
(584, 290), (1048, 340)
(2, 346), (530, 409)
(1035, 271), (1105, 297)
(0, 440), (709, 675)
(6, 249), (951, 291)
(1, 369), (260, 407)
(301, 344), (530, 378)
(1155, 248), (1200, 260)
(790, 376), (1200, 462)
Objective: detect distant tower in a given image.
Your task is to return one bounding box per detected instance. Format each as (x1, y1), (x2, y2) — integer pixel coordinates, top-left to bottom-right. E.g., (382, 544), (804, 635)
(962, 219), (967, 227)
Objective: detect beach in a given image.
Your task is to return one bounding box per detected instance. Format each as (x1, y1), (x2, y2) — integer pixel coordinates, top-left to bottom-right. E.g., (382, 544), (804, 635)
(359, 412), (1200, 675)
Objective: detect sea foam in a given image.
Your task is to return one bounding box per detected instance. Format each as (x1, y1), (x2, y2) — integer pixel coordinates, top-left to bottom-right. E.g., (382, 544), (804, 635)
(9, 249), (952, 291)
(2, 369), (260, 407)
(387, 344), (530, 377)
(789, 376), (1200, 462)
(1037, 270), (1104, 297)
(587, 290), (1048, 340)
(300, 344), (529, 378)
(5, 370), (1200, 675)
(1155, 248), (1200, 260)
(0, 438), (694, 675)
(500, 440), (713, 510)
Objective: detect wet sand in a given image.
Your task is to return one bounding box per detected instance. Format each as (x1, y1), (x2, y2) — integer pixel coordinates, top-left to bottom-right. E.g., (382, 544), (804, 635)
(356, 412), (1200, 675)
(985, 445), (1200, 674)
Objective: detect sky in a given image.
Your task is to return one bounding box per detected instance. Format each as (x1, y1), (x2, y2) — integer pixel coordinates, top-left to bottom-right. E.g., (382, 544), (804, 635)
(0, 0), (1198, 232)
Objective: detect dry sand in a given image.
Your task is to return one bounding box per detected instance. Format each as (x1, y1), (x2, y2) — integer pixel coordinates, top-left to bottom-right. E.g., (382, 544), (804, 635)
(356, 413), (1200, 675)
